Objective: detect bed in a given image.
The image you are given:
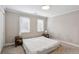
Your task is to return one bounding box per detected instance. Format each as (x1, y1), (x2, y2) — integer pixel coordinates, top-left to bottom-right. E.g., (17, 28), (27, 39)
(23, 36), (60, 54)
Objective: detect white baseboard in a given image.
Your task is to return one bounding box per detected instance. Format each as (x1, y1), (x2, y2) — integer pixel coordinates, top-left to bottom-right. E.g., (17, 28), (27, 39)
(5, 42), (15, 47)
(61, 40), (79, 48)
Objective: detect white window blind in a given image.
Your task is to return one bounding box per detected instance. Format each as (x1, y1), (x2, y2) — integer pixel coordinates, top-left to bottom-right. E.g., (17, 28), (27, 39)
(20, 16), (30, 33)
(37, 19), (44, 32)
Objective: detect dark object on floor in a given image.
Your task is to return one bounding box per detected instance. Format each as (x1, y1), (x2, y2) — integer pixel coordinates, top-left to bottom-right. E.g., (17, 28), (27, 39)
(15, 36), (23, 47)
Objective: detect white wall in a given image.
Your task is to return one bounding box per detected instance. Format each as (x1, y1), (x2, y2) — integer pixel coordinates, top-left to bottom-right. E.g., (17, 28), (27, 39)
(47, 10), (79, 45)
(0, 6), (5, 53)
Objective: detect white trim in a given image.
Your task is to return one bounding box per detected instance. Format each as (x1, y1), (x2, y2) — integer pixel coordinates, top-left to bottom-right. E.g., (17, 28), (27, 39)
(5, 8), (47, 18)
(61, 40), (79, 48)
(49, 9), (79, 17)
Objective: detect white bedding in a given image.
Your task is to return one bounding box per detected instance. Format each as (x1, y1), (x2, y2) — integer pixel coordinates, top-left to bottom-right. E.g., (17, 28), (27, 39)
(23, 36), (60, 54)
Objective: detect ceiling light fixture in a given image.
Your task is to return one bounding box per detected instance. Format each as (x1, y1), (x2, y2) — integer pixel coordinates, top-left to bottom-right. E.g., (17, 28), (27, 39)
(42, 5), (50, 10)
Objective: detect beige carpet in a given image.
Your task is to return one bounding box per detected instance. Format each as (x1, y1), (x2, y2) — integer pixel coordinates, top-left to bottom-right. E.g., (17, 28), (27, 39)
(2, 45), (25, 54)
(1, 43), (79, 54)
(51, 42), (79, 54)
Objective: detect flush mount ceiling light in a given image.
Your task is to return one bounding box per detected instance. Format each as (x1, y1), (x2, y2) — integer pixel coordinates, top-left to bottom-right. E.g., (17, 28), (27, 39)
(42, 5), (50, 10)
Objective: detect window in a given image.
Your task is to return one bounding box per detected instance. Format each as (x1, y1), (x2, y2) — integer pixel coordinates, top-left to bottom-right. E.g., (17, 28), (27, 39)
(37, 19), (44, 32)
(20, 16), (30, 33)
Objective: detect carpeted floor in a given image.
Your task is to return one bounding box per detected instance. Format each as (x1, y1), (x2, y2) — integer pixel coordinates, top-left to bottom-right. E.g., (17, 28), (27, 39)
(1, 43), (79, 54)
(51, 45), (79, 54)
(2, 45), (25, 54)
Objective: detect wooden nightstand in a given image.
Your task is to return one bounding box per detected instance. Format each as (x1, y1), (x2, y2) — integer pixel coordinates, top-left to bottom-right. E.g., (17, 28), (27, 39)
(15, 36), (23, 47)
(42, 34), (49, 38)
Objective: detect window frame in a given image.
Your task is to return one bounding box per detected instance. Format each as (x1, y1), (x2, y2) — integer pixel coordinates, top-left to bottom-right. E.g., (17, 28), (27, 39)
(19, 16), (30, 34)
(37, 19), (44, 32)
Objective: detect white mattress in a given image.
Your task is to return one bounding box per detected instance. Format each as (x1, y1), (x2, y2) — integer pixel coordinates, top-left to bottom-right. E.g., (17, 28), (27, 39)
(23, 36), (60, 54)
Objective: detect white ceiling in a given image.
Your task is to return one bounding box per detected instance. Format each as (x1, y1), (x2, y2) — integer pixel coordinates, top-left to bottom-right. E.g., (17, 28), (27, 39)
(4, 5), (79, 17)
